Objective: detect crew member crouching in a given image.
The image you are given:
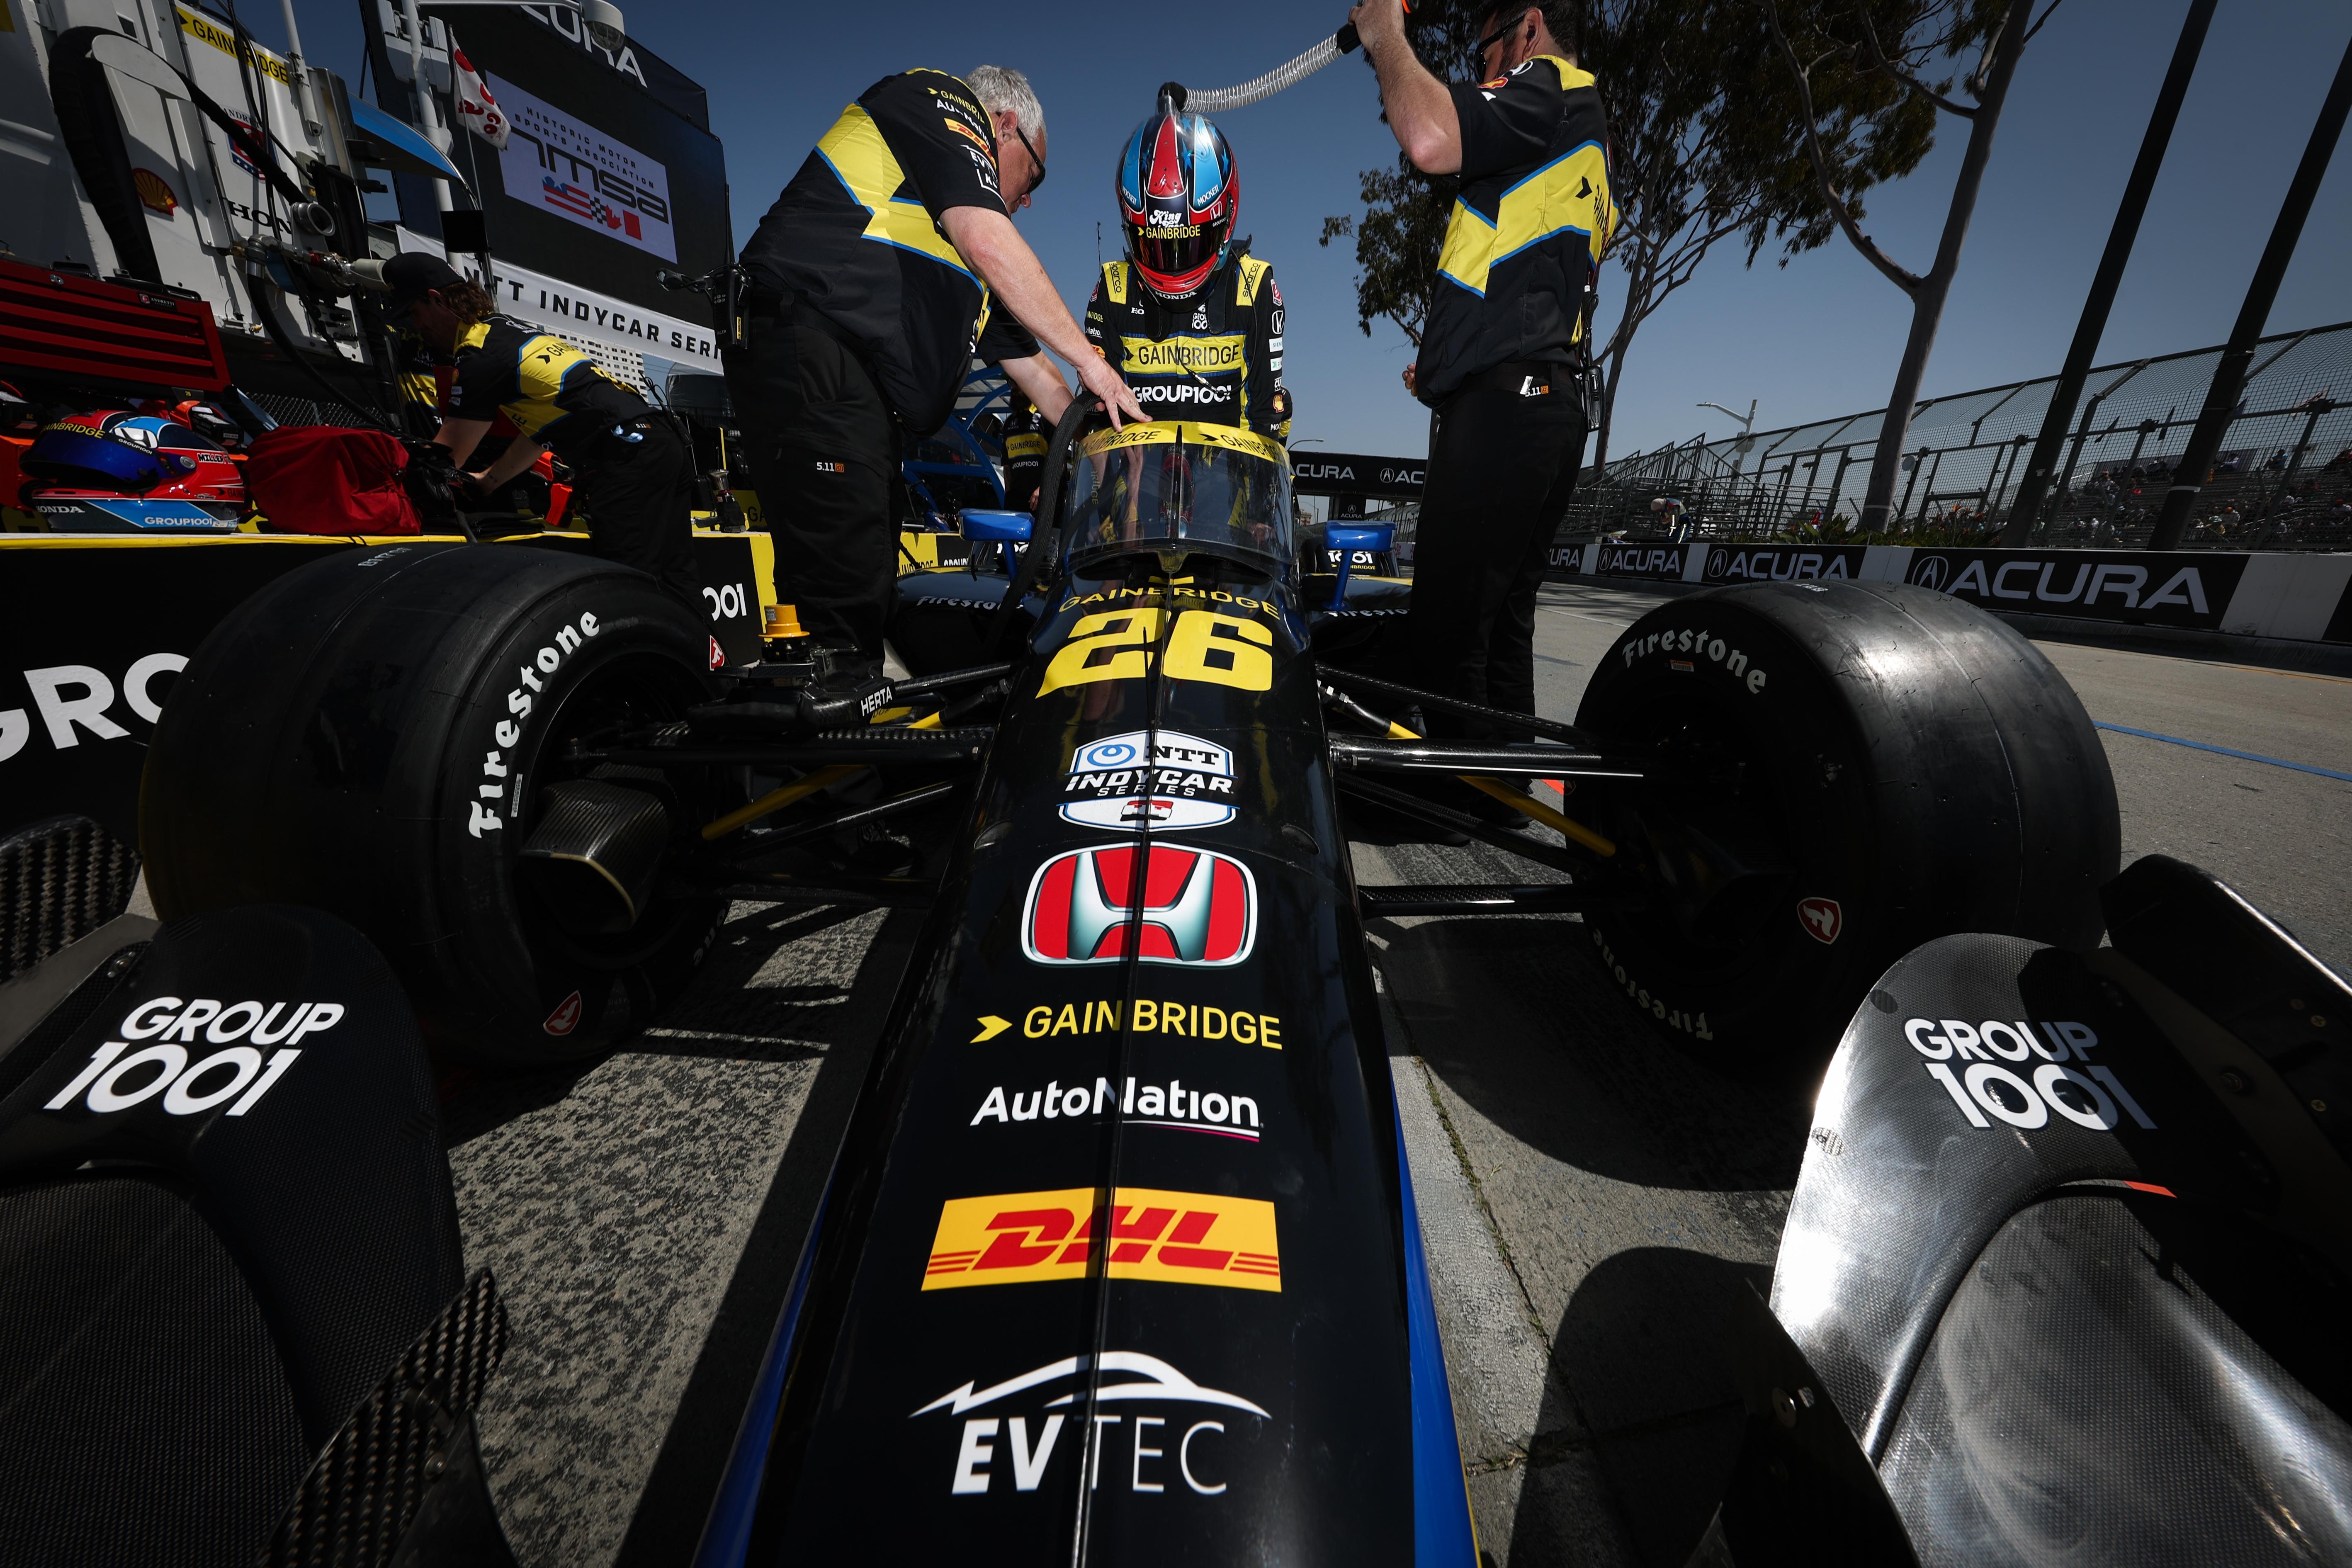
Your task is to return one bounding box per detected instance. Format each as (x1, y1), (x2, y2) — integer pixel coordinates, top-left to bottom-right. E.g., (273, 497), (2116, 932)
(385, 253), (699, 606)
(1086, 97), (1291, 440)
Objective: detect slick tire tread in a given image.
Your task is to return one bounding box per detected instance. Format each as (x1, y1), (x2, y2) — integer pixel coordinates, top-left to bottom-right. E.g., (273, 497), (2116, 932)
(141, 543), (721, 1065)
(1576, 580), (2119, 1057)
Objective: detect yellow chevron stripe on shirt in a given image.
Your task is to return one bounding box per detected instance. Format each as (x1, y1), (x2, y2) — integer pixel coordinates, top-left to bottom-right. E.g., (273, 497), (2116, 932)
(1435, 59), (1615, 307)
(816, 103), (971, 276)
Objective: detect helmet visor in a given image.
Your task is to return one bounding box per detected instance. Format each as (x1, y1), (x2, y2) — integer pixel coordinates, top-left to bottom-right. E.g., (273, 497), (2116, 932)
(1130, 216), (1225, 294)
(1064, 421), (1293, 571)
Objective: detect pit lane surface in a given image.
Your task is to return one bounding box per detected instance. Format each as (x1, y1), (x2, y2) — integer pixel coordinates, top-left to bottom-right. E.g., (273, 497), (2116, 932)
(437, 580), (2352, 1567)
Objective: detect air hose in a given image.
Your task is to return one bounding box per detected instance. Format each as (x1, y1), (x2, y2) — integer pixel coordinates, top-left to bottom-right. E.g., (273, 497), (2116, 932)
(1179, 7), (1406, 113)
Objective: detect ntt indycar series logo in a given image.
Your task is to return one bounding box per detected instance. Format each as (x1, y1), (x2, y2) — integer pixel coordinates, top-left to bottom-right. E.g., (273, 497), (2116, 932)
(1062, 730), (1237, 830)
(1023, 845), (1256, 967)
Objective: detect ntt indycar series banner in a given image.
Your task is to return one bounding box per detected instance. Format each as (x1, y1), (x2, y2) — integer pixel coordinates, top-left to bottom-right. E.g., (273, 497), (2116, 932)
(1547, 541), (2352, 643)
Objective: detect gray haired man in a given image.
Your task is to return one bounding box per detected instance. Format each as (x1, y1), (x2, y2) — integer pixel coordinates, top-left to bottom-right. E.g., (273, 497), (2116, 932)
(731, 66), (1144, 668)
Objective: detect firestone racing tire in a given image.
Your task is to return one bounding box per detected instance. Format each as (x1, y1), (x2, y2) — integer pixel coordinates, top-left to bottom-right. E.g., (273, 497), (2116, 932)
(1574, 579), (2119, 1057)
(141, 542), (726, 1066)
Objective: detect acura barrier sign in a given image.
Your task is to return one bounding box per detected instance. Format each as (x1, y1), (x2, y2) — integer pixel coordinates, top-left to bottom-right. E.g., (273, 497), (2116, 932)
(1902, 549), (2248, 631)
(1290, 454), (1425, 499)
(1544, 542), (2352, 645)
(1703, 545), (1868, 583)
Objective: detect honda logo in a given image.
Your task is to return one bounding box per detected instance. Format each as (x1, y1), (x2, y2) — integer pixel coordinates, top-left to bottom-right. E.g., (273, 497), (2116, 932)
(1022, 846), (1257, 967)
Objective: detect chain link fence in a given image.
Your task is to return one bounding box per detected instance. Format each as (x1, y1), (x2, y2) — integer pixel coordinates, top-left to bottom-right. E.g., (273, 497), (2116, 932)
(1569, 320), (2352, 552)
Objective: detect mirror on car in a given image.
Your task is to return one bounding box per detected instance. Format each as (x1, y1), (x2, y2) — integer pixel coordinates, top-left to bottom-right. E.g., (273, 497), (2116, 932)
(961, 510), (1034, 543)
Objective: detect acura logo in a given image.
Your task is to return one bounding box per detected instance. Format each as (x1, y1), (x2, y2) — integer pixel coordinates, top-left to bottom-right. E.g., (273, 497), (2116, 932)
(1912, 555), (1951, 591)
(1023, 846), (1257, 967)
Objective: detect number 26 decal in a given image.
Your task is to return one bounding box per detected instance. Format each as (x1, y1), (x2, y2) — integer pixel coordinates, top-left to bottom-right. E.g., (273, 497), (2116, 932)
(1038, 609), (1274, 697)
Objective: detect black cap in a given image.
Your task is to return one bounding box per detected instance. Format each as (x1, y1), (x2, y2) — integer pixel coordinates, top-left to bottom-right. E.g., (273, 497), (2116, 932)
(382, 251), (467, 306)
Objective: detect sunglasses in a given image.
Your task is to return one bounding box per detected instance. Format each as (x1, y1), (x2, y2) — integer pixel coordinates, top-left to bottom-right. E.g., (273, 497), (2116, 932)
(1475, 9), (1533, 70)
(1011, 121), (1047, 202)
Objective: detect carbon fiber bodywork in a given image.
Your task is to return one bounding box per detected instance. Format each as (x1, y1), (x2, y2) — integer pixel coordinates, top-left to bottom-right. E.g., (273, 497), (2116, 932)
(1724, 870), (2352, 1564)
(0, 904), (515, 1566)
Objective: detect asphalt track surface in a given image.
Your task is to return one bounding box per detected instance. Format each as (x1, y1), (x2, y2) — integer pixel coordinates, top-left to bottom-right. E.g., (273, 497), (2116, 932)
(439, 581), (2352, 1567)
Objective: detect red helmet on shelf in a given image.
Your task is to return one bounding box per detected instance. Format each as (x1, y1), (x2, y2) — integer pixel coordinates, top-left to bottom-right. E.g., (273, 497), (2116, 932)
(19, 409), (245, 532)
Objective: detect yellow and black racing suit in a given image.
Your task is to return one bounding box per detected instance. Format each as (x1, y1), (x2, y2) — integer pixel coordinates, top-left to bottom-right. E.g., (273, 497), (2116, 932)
(434, 316), (699, 603)
(1405, 53), (1618, 744)
(1083, 248), (1291, 440)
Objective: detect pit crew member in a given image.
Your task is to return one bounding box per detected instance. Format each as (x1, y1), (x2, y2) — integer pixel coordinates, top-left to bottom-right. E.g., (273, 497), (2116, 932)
(385, 253), (700, 607)
(1351, 0), (1616, 756)
(729, 65), (1141, 672)
(1085, 103), (1291, 439)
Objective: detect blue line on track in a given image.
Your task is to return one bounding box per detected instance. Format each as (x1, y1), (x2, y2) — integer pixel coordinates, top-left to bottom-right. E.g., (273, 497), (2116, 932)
(2094, 723), (2352, 783)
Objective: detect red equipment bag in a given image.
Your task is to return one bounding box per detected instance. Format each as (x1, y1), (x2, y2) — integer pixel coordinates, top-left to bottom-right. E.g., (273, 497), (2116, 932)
(243, 425), (422, 535)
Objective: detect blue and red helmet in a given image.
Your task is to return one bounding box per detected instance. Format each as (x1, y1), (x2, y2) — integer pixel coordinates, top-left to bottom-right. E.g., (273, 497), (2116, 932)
(1116, 103), (1237, 300)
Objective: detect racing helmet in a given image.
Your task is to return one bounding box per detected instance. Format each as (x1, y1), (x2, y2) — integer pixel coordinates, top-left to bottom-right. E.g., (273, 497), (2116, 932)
(1116, 101), (1237, 301)
(19, 409), (245, 531)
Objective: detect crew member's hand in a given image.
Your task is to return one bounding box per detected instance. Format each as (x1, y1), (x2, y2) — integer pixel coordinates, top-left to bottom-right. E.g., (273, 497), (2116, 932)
(1401, 363), (1417, 396)
(1076, 352), (1148, 430)
(1349, 0), (1408, 57)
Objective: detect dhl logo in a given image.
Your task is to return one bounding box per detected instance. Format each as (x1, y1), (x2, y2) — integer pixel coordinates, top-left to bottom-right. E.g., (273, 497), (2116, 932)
(923, 1186), (1280, 1293)
(943, 117), (995, 157)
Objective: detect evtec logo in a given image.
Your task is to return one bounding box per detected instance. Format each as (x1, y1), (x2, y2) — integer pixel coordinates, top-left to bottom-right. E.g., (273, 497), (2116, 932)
(916, 1351), (1266, 1498)
(44, 997), (345, 1118)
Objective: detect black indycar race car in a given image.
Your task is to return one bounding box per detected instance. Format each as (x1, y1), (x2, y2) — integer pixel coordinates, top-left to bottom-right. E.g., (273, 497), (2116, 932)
(2, 403), (2345, 1565)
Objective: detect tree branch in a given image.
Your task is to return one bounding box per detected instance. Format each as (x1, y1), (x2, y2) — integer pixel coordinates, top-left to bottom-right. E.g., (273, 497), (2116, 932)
(1762, 0), (1924, 295)
(1850, 1), (1978, 117)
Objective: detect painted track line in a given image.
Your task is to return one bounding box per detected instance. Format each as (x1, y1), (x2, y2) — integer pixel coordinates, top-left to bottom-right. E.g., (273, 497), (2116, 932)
(2094, 723), (2352, 783)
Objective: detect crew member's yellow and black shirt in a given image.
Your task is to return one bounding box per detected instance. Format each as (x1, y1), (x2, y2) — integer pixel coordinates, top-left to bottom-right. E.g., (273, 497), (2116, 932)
(1416, 55), (1616, 406)
(741, 69), (1012, 436)
(1083, 250), (1289, 438)
(436, 316), (647, 457)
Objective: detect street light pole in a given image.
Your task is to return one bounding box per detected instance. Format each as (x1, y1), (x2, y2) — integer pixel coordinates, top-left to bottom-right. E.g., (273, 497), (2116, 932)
(1697, 400), (1757, 440)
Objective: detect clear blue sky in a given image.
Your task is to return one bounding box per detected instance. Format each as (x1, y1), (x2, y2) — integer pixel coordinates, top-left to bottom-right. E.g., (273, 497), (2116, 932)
(288, 0), (2350, 459)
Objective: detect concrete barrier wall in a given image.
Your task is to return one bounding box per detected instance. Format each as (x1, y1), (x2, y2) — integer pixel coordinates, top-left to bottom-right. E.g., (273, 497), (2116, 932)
(1545, 542), (2352, 645)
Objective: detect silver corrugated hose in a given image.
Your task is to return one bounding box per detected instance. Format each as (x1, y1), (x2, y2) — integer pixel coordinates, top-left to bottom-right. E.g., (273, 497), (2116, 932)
(1186, 25), (1360, 113)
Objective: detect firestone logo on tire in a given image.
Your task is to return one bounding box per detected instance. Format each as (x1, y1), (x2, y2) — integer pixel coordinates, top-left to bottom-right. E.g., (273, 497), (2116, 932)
(1798, 897), (1842, 944)
(1022, 845), (1256, 967)
(543, 991), (583, 1035)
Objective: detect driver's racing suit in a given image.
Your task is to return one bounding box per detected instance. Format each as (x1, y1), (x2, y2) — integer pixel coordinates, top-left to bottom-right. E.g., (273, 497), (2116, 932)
(1083, 247), (1290, 439)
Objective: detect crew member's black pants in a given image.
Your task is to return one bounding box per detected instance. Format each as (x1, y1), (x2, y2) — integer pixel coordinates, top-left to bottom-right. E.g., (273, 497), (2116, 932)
(724, 295), (898, 658)
(569, 416), (701, 610)
(1402, 361), (1589, 737)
